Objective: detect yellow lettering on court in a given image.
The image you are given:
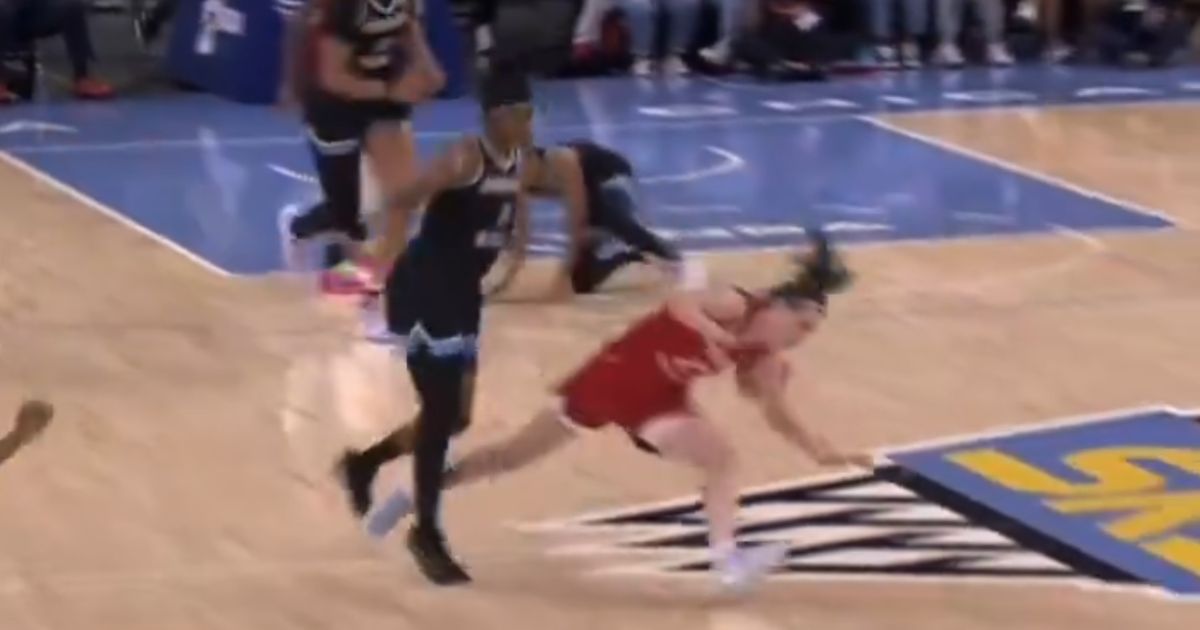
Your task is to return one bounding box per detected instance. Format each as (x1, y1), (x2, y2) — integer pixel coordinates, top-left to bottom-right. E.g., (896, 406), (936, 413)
(1050, 491), (1200, 540)
(1143, 534), (1200, 577)
(949, 447), (1200, 497)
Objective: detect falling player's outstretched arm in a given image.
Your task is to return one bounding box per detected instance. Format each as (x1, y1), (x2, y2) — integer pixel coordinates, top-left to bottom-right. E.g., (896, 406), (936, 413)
(376, 138), (481, 274)
(488, 159), (538, 297)
(545, 148), (590, 297)
(737, 359), (871, 469)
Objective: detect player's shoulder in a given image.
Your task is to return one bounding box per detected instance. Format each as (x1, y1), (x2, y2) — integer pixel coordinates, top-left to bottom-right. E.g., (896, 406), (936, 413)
(542, 144), (580, 167)
(697, 285), (753, 319)
(432, 135), (483, 178)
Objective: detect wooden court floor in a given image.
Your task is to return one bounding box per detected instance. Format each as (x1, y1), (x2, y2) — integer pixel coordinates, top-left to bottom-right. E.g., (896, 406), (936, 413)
(1, 102), (1198, 629)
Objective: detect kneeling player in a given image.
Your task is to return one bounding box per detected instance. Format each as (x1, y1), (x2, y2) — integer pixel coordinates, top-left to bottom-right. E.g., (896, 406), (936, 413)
(370, 229), (869, 590)
(526, 141), (685, 297)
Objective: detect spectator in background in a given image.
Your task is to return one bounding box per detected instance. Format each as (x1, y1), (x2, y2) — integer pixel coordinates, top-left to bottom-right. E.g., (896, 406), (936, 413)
(571, 0), (614, 61)
(134, 0), (177, 48)
(740, 0), (835, 78)
(861, 0), (928, 67)
(1019, 0), (1073, 60)
(1095, 0), (1189, 65)
(934, 0), (1014, 64)
(0, 0), (113, 103)
(699, 0), (754, 67)
(619, 0), (701, 75)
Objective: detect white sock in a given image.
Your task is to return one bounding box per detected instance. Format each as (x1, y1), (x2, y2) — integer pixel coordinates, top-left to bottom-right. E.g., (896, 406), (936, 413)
(712, 540), (738, 570)
(444, 439), (458, 473)
(475, 25), (493, 54)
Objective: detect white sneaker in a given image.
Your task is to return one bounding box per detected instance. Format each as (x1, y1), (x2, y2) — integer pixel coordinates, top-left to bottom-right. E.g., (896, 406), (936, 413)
(631, 58), (655, 77)
(935, 43), (965, 67)
(277, 203), (305, 272)
(986, 43), (1015, 66)
(662, 55), (689, 76)
(1044, 43), (1072, 63)
(874, 45), (900, 69)
(365, 486), (413, 539)
(900, 42), (923, 68)
(359, 295), (393, 344)
(718, 542), (790, 593)
(699, 41), (732, 66)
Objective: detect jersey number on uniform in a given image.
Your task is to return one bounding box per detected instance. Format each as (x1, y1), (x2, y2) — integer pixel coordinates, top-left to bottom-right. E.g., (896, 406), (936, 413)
(475, 202), (514, 249)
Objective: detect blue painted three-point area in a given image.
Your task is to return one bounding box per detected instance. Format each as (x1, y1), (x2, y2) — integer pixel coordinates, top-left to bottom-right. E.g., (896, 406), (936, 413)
(889, 407), (1200, 597)
(2, 65), (1191, 276)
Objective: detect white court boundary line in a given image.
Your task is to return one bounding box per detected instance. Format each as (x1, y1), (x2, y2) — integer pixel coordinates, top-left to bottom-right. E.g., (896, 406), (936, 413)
(518, 404), (1200, 602)
(4, 96), (1199, 155)
(0, 152), (233, 278)
(1, 97), (1192, 279)
(859, 114), (1189, 230)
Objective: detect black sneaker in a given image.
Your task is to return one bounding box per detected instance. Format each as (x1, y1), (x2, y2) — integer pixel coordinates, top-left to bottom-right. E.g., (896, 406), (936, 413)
(406, 526), (472, 586)
(335, 450), (377, 517)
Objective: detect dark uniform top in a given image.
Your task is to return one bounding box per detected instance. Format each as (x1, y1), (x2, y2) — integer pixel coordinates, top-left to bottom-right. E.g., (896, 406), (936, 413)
(303, 0), (417, 130)
(302, 0), (420, 170)
(386, 138), (522, 352)
(319, 0), (415, 82)
(562, 140), (634, 227)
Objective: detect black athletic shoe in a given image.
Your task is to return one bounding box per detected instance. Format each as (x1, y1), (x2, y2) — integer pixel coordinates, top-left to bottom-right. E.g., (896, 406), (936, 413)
(406, 526), (472, 586)
(335, 450), (377, 517)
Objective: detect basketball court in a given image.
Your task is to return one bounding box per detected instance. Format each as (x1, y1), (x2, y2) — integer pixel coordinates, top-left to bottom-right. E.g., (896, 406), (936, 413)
(0, 65), (1198, 628)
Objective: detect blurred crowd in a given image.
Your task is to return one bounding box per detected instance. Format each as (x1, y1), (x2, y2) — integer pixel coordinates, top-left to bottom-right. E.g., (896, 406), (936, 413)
(527, 0), (1199, 79)
(0, 0), (1197, 105)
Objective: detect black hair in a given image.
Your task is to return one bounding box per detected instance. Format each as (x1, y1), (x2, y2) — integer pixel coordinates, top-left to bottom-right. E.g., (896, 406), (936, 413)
(478, 66), (532, 112)
(768, 227), (853, 310)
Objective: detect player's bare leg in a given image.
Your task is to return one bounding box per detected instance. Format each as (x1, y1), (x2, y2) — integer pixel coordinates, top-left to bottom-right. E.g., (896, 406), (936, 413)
(0, 400), (53, 467)
(366, 408), (575, 537)
(640, 413), (790, 592)
(448, 408), (576, 485)
(357, 120), (419, 275)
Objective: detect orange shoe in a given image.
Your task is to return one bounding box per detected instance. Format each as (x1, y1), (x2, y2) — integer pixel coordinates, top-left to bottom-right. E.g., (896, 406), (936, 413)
(73, 78), (114, 100)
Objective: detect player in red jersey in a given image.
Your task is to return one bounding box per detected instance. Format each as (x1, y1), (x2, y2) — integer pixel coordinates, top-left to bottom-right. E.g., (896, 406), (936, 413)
(367, 229), (870, 590)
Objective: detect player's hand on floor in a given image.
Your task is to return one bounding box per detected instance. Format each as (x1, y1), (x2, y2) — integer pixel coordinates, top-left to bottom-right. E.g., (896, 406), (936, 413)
(14, 400), (53, 443)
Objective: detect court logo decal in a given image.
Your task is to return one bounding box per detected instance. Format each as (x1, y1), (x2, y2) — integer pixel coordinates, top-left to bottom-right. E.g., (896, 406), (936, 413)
(523, 406), (1200, 598)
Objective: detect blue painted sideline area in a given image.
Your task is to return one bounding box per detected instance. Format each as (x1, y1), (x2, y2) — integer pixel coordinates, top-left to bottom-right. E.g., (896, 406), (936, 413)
(1, 66), (1193, 276)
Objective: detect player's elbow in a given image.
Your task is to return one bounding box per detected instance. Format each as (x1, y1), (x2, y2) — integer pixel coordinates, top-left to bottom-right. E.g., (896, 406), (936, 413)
(423, 66), (447, 96)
